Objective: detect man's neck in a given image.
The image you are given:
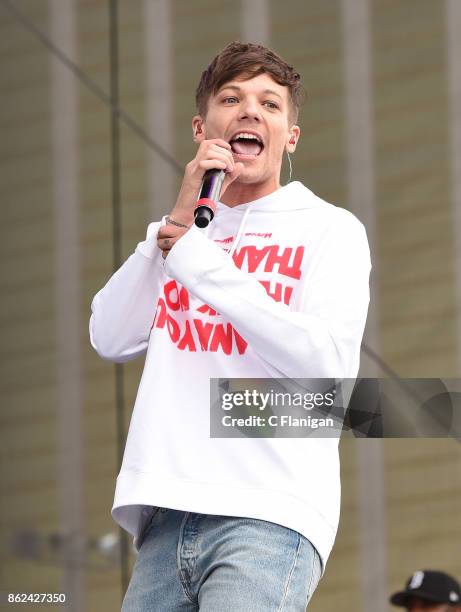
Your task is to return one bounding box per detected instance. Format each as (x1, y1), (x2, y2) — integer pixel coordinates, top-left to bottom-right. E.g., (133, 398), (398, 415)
(220, 178), (281, 207)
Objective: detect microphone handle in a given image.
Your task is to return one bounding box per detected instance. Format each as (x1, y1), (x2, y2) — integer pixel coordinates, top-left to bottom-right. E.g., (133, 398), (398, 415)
(194, 169), (226, 228)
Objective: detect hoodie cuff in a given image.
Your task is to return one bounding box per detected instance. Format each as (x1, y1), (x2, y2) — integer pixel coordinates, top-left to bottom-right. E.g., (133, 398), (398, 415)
(164, 224), (230, 287)
(135, 216), (168, 259)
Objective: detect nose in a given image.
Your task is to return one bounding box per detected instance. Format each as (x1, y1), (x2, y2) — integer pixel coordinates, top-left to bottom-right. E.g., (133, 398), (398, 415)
(238, 96), (262, 122)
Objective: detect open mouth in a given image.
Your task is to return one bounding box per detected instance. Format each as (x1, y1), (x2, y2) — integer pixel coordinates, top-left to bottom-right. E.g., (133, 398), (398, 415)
(229, 133), (264, 159)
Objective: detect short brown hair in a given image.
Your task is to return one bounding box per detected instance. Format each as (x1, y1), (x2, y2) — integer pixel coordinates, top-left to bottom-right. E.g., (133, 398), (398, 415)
(195, 41), (306, 125)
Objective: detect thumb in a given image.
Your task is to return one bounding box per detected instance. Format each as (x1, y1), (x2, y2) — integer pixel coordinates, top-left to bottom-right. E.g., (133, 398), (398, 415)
(221, 162), (245, 196)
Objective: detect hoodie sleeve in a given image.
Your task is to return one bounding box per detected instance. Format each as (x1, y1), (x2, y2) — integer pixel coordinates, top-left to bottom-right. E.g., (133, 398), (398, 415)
(164, 213), (371, 379)
(89, 219), (166, 362)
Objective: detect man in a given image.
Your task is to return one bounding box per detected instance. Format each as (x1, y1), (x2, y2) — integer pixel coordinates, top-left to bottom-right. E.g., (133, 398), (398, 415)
(390, 570), (461, 612)
(89, 41), (371, 611)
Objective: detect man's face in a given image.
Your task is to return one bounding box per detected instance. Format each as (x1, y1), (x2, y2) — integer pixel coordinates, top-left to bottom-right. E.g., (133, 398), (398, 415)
(405, 596), (456, 612)
(192, 73), (300, 190)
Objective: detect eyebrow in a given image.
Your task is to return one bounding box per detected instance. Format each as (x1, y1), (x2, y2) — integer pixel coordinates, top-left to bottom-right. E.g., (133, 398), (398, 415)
(218, 84), (283, 101)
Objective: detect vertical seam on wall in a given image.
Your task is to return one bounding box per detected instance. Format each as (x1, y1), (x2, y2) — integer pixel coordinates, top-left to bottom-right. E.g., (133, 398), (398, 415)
(241, 0), (270, 47)
(445, 0), (461, 374)
(144, 0), (174, 222)
(340, 2), (387, 612)
(49, 0), (85, 609)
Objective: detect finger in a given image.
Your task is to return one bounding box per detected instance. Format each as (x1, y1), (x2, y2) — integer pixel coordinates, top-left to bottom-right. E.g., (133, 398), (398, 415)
(209, 145), (235, 172)
(198, 159), (228, 172)
(209, 143), (235, 162)
(209, 139), (232, 151)
(158, 245), (172, 259)
(224, 161), (244, 181)
(221, 162), (245, 194)
(157, 237), (174, 249)
(157, 226), (179, 239)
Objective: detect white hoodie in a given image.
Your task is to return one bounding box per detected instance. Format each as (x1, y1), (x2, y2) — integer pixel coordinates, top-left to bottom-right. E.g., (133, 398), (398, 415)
(89, 180), (371, 574)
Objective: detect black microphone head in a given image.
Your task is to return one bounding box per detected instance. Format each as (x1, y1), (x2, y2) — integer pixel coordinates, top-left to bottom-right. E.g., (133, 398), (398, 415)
(194, 206), (214, 228)
(195, 215), (209, 229)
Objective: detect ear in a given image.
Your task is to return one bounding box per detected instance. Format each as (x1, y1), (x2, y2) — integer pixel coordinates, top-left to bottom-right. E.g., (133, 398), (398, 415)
(192, 116), (205, 143)
(285, 125), (300, 154)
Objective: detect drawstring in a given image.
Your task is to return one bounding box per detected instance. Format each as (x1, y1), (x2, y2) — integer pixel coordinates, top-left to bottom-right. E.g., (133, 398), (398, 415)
(228, 207), (252, 258)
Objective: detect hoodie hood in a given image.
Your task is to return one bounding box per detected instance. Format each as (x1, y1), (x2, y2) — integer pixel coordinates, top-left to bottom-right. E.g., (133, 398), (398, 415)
(215, 181), (326, 214)
(213, 181), (328, 257)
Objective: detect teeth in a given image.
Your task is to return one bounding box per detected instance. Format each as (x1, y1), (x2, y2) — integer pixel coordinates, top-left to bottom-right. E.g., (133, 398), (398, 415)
(233, 132), (262, 143)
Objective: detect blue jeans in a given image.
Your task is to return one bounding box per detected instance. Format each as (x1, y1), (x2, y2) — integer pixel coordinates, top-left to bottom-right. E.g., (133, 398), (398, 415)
(121, 507), (322, 611)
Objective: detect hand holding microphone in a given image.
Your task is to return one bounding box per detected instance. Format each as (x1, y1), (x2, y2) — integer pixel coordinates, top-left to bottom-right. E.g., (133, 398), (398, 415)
(169, 137), (244, 225)
(157, 137), (243, 257)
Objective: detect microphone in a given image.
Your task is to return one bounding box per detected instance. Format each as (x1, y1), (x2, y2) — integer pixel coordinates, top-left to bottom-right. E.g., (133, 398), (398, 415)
(194, 169), (226, 228)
